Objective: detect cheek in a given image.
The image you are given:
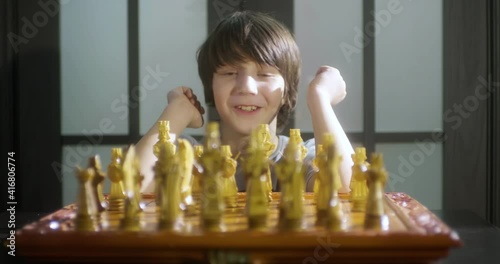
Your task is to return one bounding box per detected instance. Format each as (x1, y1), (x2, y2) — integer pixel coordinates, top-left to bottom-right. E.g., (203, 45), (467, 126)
(275, 93), (285, 108)
(213, 89), (225, 110)
(212, 77), (226, 106)
(269, 80), (286, 107)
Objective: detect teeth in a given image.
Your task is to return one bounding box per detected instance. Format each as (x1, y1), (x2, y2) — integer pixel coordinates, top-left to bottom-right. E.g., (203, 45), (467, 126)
(237, 106), (257, 111)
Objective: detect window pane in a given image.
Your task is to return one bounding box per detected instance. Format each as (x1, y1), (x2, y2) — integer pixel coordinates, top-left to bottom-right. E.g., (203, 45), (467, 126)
(139, 0), (207, 136)
(376, 142), (442, 210)
(61, 0), (128, 135)
(375, 0), (442, 132)
(294, 0), (364, 133)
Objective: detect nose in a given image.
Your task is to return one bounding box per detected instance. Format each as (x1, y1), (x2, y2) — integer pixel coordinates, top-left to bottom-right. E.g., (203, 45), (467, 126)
(234, 74), (258, 95)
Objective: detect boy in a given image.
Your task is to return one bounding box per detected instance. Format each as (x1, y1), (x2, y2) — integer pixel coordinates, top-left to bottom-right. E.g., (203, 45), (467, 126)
(137, 11), (354, 194)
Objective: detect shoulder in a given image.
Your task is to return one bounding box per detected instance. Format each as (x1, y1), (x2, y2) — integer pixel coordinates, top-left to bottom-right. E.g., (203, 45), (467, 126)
(275, 135), (289, 151)
(269, 135), (287, 162)
(303, 137), (316, 151)
(303, 137), (316, 162)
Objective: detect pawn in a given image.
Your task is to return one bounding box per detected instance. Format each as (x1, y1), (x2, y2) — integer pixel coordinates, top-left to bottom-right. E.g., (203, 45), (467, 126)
(107, 148), (126, 212)
(158, 145), (183, 230)
(350, 148), (369, 212)
(312, 144), (324, 200)
(177, 139), (195, 211)
(276, 135), (304, 231)
(289, 128), (308, 161)
(153, 141), (175, 210)
(314, 143), (330, 226)
(349, 147), (368, 190)
(132, 157), (144, 211)
(108, 148), (125, 212)
(75, 167), (99, 231)
(153, 120), (176, 209)
(324, 134), (346, 231)
(191, 145), (204, 200)
(256, 124), (275, 202)
(221, 145), (238, 208)
(153, 120), (173, 157)
(244, 130), (269, 230)
(120, 146), (142, 231)
(364, 153), (389, 231)
(88, 155), (106, 212)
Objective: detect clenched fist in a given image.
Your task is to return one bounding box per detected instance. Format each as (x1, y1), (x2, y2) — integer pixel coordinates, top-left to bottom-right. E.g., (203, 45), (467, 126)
(167, 86), (205, 128)
(308, 66), (347, 106)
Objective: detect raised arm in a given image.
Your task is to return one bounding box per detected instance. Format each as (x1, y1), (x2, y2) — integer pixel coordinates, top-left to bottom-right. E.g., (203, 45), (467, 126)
(307, 66), (354, 193)
(136, 87), (205, 193)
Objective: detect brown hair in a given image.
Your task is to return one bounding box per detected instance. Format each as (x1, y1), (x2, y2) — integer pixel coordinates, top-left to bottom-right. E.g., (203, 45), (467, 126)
(197, 11), (301, 133)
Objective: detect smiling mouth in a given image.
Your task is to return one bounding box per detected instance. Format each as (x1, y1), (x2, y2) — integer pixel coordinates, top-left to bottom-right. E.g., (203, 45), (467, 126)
(235, 105), (259, 112)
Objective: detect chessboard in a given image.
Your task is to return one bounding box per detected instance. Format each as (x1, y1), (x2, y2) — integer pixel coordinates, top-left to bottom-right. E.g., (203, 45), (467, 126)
(16, 192), (461, 264)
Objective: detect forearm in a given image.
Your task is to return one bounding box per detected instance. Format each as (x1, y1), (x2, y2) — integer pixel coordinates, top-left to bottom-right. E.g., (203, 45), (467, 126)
(307, 91), (354, 193)
(136, 100), (192, 193)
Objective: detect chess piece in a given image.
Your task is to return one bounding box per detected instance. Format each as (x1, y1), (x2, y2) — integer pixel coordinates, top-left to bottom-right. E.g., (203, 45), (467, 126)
(133, 157), (144, 211)
(200, 122), (225, 231)
(357, 147), (370, 168)
(276, 136), (304, 231)
(153, 120), (173, 157)
(158, 144), (183, 230)
(75, 167), (99, 231)
(289, 128), (308, 161)
(153, 120), (176, 208)
(349, 147), (368, 189)
(107, 148), (126, 212)
(221, 145), (238, 208)
(88, 155), (106, 212)
(256, 124), (275, 202)
(324, 134), (346, 231)
(244, 130), (270, 230)
(315, 142), (330, 226)
(177, 139), (195, 211)
(154, 142), (176, 210)
(120, 146), (142, 231)
(364, 153), (389, 231)
(192, 145), (204, 196)
(312, 144), (324, 200)
(350, 148), (369, 212)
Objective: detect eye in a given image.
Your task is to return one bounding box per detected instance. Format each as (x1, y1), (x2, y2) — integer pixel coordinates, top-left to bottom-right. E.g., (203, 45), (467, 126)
(258, 65), (280, 77)
(216, 68), (237, 76)
(257, 73), (275, 77)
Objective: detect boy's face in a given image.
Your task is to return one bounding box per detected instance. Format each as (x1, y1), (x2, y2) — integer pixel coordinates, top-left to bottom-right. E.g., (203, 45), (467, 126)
(212, 61), (285, 135)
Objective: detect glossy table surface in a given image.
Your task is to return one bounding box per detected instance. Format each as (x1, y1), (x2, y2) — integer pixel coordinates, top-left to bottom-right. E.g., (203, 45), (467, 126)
(1, 209), (499, 263)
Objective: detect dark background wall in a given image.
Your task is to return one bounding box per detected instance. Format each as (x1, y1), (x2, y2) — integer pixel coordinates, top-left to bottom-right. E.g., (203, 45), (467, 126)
(443, 0), (500, 227)
(1, 0), (61, 214)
